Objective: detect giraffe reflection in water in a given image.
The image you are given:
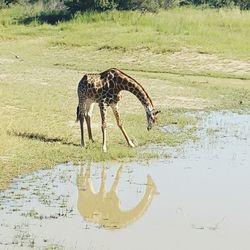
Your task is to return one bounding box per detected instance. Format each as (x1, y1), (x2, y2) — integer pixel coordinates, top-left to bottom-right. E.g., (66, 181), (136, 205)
(76, 164), (158, 229)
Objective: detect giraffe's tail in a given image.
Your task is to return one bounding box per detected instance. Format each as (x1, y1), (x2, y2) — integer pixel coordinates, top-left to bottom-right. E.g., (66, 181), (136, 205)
(75, 106), (80, 122)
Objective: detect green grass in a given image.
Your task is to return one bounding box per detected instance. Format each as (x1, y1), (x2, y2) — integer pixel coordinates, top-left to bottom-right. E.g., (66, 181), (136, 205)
(1, 7), (250, 59)
(0, 6), (250, 189)
(0, 74), (196, 189)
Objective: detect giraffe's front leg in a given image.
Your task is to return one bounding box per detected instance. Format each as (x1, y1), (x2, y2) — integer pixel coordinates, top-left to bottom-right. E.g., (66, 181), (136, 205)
(111, 103), (135, 148)
(99, 102), (108, 152)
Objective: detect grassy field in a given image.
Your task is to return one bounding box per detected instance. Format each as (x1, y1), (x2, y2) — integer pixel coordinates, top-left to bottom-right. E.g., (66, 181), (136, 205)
(1, 6), (250, 189)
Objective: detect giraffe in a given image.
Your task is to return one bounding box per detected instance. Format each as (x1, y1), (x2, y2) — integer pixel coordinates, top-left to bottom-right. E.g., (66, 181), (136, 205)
(76, 68), (160, 152)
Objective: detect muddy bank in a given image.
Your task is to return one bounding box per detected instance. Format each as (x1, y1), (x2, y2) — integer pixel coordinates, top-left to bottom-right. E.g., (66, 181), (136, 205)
(0, 111), (250, 250)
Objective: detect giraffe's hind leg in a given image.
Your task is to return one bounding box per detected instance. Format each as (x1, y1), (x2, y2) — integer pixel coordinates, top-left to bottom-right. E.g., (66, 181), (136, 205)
(80, 112), (85, 147)
(76, 106), (80, 122)
(111, 103), (135, 148)
(78, 101), (86, 147)
(85, 102), (95, 143)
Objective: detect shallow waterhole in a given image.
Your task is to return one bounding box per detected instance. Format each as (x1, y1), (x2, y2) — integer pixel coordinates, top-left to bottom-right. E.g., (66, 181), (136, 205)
(0, 111), (250, 250)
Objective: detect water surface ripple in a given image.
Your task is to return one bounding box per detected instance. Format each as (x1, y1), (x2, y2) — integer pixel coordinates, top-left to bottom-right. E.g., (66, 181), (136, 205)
(0, 111), (250, 250)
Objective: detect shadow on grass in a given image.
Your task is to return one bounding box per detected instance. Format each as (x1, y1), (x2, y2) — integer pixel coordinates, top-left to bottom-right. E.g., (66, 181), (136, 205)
(20, 9), (73, 25)
(8, 130), (79, 147)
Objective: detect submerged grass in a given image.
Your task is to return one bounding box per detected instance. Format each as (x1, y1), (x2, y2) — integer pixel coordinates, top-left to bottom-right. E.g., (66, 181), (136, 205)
(0, 6), (250, 189)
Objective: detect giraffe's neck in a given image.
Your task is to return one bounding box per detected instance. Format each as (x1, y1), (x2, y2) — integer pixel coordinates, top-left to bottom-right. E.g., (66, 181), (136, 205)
(117, 76), (154, 112)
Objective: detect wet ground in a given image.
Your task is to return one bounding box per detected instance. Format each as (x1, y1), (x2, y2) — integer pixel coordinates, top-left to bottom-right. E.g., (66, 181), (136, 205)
(0, 111), (250, 250)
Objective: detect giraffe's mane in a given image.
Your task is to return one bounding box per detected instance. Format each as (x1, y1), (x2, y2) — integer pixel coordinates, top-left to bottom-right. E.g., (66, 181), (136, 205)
(110, 68), (154, 108)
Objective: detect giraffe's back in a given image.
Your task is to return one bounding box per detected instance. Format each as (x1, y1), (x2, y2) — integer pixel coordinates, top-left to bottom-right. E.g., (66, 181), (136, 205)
(78, 73), (103, 101)
(77, 70), (121, 105)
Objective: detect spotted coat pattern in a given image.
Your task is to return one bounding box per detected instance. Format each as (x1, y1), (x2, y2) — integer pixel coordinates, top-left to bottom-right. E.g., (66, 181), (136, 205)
(77, 68), (156, 152)
(78, 68), (153, 108)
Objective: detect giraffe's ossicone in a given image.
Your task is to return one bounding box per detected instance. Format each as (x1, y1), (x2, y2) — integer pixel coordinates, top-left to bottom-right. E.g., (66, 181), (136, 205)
(76, 68), (160, 152)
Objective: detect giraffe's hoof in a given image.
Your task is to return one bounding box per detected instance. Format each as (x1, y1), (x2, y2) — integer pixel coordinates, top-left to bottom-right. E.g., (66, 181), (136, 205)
(128, 141), (135, 148)
(102, 146), (107, 153)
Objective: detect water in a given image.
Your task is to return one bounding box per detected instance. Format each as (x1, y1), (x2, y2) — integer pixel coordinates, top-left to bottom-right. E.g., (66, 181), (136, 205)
(0, 111), (250, 250)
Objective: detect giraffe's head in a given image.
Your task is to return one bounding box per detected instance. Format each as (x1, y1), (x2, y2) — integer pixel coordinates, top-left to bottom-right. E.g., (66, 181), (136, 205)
(146, 108), (161, 131)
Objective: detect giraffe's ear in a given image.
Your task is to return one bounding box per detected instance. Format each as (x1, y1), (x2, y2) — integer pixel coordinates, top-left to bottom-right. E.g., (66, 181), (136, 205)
(153, 110), (161, 116)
